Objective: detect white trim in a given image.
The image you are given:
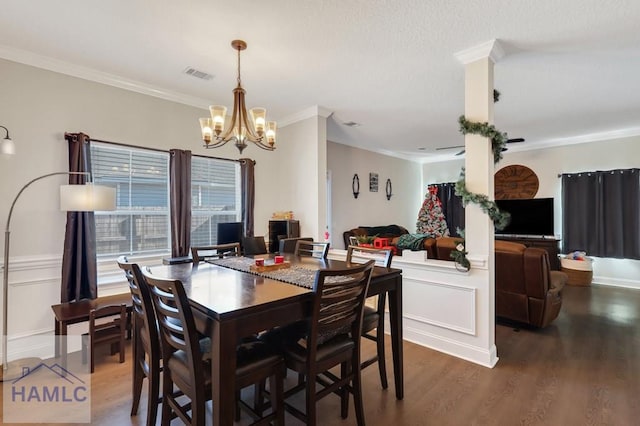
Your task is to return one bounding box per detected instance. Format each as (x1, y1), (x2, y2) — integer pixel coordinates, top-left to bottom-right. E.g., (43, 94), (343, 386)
(420, 126), (640, 164)
(454, 39), (505, 65)
(592, 276), (640, 290)
(403, 324), (498, 368)
(278, 105), (333, 127)
(0, 44), (211, 109)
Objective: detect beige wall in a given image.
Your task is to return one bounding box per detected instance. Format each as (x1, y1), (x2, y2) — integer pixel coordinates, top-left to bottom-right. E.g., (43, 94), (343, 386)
(0, 58), (323, 358)
(422, 137), (640, 288)
(327, 141), (423, 249)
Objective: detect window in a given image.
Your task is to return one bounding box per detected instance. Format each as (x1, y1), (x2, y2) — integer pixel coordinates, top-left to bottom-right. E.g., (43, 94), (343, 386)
(190, 156), (241, 246)
(90, 143), (242, 264)
(91, 143), (170, 258)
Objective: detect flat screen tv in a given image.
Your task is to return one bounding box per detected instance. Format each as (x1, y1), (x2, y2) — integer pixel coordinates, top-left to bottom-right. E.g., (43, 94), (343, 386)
(495, 198), (554, 237)
(217, 222), (243, 245)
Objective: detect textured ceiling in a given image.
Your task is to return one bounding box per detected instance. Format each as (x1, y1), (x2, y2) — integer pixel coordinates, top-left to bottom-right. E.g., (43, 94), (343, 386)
(2, 0), (639, 161)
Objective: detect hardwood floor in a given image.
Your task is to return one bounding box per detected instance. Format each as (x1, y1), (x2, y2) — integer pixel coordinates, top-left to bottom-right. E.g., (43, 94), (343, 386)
(2, 284), (639, 425)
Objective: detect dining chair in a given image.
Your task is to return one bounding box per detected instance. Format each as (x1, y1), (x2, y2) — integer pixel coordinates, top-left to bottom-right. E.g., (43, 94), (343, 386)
(274, 260), (375, 426)
(278, 236), (314, 254)
(294, 240), (330, 259)
(81, 303), (127, 374)
(346, 245), (393, 389)
(117, 256), (162, 426)
(141, 270), (285, 426)
(190, 242), (240, 263)
(241, 236), (268, 255)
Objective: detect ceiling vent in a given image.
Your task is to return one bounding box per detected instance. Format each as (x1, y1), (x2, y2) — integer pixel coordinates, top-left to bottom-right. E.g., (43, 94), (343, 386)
(342, 121), (361, 127)
(183, 67), (214, 80)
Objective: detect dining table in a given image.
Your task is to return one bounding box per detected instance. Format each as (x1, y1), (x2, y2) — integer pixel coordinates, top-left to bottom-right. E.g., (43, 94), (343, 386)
(148, 253), (403, 426)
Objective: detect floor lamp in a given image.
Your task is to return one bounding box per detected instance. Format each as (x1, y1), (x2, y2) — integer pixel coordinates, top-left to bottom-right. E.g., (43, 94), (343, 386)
(1, 135), (116, 381)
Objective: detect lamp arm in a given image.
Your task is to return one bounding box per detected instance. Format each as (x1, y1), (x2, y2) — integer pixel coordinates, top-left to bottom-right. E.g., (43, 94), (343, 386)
(5, 172), (90, 233)
(0, 126), (9, 139)
(2, 170), (90, 371)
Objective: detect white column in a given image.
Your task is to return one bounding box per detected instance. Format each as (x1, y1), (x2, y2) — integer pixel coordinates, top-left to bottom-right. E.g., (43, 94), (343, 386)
(455, 39), (504, 365)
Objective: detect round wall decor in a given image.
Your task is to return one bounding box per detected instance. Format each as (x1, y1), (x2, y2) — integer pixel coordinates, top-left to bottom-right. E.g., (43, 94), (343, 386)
(494, 164), (539, 199)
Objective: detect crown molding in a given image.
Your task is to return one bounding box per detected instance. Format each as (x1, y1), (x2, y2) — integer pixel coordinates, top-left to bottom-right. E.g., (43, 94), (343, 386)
(278, 105), (333, 127)
(419, 126), (640, 163)
(0, 44), (211, 109)
(454, 39), (505, 65)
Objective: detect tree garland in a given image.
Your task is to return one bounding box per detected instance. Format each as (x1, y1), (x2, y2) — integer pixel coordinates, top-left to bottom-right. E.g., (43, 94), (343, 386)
(451, 89), (510, 270)
(455, 169), (510, 230)
(457, 116), (508, 164)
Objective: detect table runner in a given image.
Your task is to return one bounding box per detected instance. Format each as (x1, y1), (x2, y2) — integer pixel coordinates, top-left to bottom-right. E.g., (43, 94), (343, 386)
(208, 257), (321, 289)
(208, 257), (350, 289)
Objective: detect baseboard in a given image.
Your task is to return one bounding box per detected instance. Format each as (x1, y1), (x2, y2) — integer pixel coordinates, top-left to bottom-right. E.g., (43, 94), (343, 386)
(592, 275), (640, 290)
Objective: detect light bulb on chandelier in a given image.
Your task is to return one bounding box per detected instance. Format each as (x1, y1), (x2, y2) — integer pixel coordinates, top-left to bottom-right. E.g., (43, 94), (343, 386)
(199, 40), (277, 154)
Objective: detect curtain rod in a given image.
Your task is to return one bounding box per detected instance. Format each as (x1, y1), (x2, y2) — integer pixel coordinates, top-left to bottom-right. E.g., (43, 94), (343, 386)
(89, 138), (243, 163)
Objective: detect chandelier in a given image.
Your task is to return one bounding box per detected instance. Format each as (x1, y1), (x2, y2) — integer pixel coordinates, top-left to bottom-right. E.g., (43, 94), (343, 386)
(199, 40), (277, 154)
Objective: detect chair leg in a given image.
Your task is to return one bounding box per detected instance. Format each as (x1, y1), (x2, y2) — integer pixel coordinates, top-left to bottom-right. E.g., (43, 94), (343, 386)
(81, 336), (88, 365)
(90, 340), (95, 374)
(131, 324), (143, 416)
(376, 292), (388, 389)
(253, 380), (266, 417)
(119, 337), (125, 363)
(305, 373), (317, 426)
(340, 362), (349, 419)
(352, 361), (366, 426)
(161, 370), (173, 426)
(131, 361), (143, 416)
(146, 361), (160, 426)
(235, 390), (241, 421)
(376, 316), (389, 389)
(270, 366), (285, 425)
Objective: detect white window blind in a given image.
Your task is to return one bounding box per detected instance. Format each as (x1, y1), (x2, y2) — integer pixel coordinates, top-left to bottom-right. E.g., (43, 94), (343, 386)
(190, 156), (241, 246)
(90, 143), (170, 257)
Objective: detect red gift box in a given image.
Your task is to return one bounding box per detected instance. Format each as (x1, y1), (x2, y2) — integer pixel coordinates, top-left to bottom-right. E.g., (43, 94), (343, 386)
(374, 237), (392, 248)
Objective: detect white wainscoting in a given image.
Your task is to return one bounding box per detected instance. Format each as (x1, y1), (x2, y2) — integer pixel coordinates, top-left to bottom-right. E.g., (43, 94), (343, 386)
(329, 249), (498, 368)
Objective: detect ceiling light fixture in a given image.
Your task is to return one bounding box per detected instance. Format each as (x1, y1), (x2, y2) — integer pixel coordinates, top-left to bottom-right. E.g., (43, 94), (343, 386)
(199, 40), (276, 154)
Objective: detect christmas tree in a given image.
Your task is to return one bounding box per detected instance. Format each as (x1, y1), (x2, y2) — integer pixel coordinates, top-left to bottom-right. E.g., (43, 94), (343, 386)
(416, 185), (450, 236)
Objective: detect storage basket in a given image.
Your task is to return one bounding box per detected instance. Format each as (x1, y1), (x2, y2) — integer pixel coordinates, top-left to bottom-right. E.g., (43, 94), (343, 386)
(560, 257), (593, 286)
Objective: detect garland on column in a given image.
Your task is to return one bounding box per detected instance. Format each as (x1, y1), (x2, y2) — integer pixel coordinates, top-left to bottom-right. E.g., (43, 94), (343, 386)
(451, 89), (510, 270)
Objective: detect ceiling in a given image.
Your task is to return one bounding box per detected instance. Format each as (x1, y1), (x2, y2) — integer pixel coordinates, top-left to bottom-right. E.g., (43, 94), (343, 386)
(2, 0), (640, 162)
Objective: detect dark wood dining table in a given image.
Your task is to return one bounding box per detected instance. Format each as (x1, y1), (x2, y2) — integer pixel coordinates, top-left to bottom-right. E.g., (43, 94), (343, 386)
(148, 254), (403, 426)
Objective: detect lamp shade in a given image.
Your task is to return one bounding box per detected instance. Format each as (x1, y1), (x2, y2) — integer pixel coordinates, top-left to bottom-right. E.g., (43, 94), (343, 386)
(59, 184), (116, 211)
(1, 137), (14, 155)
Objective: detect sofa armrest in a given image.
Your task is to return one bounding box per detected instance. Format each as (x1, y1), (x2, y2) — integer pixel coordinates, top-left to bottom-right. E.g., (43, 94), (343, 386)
(549, 270), (568, 292)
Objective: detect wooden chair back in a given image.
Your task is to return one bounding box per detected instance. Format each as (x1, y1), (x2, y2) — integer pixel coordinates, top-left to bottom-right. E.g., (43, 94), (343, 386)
(117, 256), (160, 362)
(309, 260), (375, 349)
(117, 256), (162, 425)
(142, 271), (209, 425)
(279, 237), (313, 254)
(295, 240), (330, 259)
(346, 245), (393, 268)
(191, 242), (240, 263)
(84, 303), (127, 373)
(241, 236), (268, 255)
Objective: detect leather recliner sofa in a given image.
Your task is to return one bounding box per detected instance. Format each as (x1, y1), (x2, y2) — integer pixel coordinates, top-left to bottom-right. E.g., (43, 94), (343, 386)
(431, 237), (567, 328)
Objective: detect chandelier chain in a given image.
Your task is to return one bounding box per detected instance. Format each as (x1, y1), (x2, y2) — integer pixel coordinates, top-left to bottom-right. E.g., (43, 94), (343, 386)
(237, 47), (241, 86)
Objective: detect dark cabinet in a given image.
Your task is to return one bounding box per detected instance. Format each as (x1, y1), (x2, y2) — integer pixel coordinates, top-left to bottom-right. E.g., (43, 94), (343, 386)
(268, 220), (300, 253)
(496, 236), (561, 270)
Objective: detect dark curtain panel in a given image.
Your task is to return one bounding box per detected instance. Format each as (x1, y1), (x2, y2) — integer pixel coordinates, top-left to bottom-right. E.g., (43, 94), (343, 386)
(240, 158), (256, 237)
(562, 169), (640, 259)
(169, 149), (192, 257)
(435, 182), (465, 237)
(61, 133), (97, 302)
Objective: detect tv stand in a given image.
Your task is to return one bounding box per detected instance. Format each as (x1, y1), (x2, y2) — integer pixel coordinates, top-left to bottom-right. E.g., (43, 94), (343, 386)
(496, 235), (561, 270)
